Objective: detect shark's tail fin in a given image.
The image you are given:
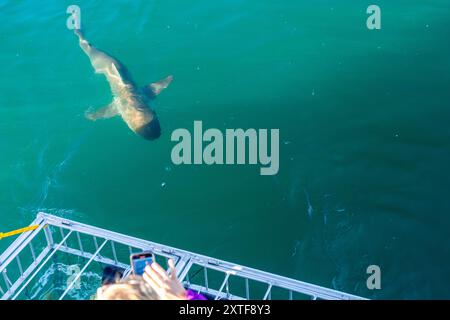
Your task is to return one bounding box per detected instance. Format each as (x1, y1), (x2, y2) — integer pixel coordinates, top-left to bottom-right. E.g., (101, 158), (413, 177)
(74, 29), (85, 41)
(74, 29), (93, 56)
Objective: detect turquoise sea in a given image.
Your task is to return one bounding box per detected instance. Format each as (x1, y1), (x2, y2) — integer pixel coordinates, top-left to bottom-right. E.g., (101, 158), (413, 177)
(1, 0), (450, 299)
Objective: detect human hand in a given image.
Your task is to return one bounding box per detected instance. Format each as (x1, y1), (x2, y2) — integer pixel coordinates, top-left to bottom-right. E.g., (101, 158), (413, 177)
(143, 259), (187, 300)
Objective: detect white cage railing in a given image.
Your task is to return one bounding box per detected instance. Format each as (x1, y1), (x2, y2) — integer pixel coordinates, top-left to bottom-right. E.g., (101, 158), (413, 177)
(0, 213), (366, 300)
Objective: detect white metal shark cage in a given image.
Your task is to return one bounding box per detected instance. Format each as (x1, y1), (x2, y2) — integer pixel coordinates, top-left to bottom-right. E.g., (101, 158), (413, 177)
(0, 213), (365, 300)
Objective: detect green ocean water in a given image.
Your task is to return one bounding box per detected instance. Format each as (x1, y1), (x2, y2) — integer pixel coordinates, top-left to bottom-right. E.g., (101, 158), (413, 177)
(1, 0), (450, 299)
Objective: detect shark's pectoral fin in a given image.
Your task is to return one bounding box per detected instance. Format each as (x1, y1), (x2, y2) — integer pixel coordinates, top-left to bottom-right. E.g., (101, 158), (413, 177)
(143, 75), (173, 98)
(85, 101), (119, 121)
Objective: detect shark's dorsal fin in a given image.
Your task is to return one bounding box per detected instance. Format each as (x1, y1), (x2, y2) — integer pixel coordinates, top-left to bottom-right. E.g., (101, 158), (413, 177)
(106, 63), (122, 81)
(85, 101), (119, 121)
(143, 75), (173, 98)
(111, 63), (120, 75)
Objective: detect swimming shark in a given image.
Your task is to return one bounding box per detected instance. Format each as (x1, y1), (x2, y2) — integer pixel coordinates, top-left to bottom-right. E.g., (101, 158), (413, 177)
(74, 30), (172, 140)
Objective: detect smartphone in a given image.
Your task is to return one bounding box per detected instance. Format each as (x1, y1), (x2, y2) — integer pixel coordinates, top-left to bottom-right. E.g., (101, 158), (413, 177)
(130, 251), (154, 276)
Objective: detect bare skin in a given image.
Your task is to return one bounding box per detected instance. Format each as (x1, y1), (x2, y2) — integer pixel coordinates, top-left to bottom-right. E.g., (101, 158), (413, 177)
(143, 259), (187, 300)
(74, 30), (173, 140)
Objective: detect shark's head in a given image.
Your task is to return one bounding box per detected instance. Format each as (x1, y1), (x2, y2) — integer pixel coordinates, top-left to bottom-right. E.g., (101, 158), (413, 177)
(135, 118), (161, 141)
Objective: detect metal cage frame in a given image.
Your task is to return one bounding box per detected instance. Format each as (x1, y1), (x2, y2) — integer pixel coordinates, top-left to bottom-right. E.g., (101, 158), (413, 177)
(0, 212), (366, 300)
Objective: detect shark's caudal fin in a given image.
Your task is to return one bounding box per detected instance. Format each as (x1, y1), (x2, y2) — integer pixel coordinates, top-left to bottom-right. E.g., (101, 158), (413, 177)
(143, 75), (173, 98)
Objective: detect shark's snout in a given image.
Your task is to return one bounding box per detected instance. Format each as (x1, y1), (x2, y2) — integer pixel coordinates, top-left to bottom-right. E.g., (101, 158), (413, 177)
(136, 118), (161, 141)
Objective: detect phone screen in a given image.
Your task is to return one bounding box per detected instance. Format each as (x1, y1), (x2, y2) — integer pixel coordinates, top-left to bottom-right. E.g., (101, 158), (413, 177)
(131, 253), (153, 275)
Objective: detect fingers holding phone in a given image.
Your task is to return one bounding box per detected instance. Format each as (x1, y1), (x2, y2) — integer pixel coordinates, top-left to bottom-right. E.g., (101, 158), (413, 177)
(143, 258), (187, 300)
(130, 251), (154, 276)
